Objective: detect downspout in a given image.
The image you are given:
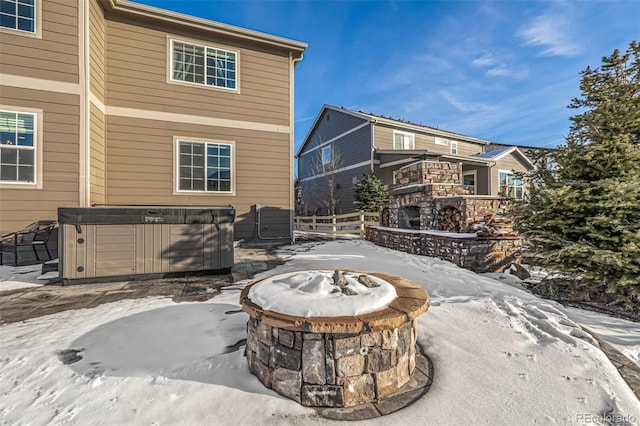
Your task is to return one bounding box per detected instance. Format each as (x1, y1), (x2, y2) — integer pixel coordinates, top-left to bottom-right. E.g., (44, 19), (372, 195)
(78, 0), (91, 207)
(275, 51), (304, 242)
(370, 119), (376, 172)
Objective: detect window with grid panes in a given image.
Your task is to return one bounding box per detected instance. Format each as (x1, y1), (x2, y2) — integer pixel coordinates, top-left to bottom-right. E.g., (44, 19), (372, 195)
(178, 140), (232, 193)
(171, 40), (237, 90)
(0, 0), (35, 33)
(0, 110), (36, 183)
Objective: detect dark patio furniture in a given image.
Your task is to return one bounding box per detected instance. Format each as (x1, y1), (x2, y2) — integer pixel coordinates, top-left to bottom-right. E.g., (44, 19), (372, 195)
(0, 220), (57, 266)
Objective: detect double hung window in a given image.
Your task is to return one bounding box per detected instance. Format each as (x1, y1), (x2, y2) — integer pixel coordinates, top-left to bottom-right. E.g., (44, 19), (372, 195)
(393, 131), (415, 150)
(177, 140), (232, 193)
(171, 40), (237, 90)
(0, 110), (35, 184)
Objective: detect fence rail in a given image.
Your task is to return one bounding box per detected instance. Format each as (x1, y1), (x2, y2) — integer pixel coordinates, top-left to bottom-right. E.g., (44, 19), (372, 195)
(294, 211), (379, 238)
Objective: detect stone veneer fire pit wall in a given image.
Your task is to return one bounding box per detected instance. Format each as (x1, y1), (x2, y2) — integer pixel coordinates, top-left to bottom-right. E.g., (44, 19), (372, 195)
(369, 160), (523, 272)
(240, 271), (429, 408)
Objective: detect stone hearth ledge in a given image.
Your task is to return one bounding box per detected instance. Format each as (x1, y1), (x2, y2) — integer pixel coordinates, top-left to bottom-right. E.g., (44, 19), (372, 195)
(240, 270), (429, 334)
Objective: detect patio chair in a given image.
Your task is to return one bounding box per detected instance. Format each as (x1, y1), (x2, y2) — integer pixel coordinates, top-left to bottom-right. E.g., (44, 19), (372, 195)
(0, 220), (57, 266)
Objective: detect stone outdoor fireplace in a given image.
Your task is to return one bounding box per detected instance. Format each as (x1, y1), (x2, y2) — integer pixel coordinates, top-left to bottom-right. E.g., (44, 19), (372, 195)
(366, 161), (523, 272)
(240, 270), (429, 409)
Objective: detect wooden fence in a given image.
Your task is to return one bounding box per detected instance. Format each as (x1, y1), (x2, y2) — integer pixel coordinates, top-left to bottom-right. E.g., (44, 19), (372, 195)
(294, 211), (380, 238)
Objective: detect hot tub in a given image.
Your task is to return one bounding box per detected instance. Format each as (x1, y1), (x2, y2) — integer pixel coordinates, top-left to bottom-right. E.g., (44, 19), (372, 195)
(240, 270), (429, 408)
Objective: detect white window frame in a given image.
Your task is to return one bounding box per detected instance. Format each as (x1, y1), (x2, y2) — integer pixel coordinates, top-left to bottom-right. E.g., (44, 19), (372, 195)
(451, 140), (458, 154)
(498, 170), (524, 200)
(0, 106), (42, 189)
(435, 137), (448, 146)
(174, 137), (235, 195)
(463, 170), (477, 194)
(393, 130), (415, 150)
(0, 0), (41, 39)
(169, 38), (238, 92)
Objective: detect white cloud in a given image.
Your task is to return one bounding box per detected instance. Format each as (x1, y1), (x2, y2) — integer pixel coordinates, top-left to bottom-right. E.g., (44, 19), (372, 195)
(472, 53), (497, 67)
(439, 90), (486, 113)
(472, 52), (529, 81)
(517, 13), (581, 57)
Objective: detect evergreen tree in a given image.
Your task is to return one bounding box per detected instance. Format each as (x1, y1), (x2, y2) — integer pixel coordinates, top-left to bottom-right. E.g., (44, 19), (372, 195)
(353, 172), (389, 212)
(513, 41), (640, 309)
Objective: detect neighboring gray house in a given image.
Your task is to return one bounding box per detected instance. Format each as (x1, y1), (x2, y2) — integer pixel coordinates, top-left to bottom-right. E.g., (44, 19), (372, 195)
(296, 105), (534, 215)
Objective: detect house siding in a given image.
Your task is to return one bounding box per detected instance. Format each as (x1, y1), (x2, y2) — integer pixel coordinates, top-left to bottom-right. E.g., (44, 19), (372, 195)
(89, 0), (106, 104)
(298, 124), (371, 180)
(297, 109), (372, 214)
(104, 18), (291, 127)
(462, 165), (490, 195)
(0, 88), (80, 231)
(98, 7), (295, 240)
(105, 116), (291, 239)
(0, 0), (79, 83)
(299, 108), (368, 153)
(89, 0), (106, 204)
(299, 164), (369, 215)
(0, 0), (81, 231)
(373, 124), (483, 156)
(90, 104), (106, 204)
(1, 1), (303, 239)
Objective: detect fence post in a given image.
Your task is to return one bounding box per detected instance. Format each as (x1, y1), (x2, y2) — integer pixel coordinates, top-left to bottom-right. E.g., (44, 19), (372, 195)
(359, 210), (365, 238)
(332, 214), (337, 235)
(312, 215), (316, 231)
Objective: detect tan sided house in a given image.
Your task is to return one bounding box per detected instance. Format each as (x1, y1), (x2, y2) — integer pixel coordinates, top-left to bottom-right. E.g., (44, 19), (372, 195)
(297, 105), (534, 215)
(0, 0), (307, 243)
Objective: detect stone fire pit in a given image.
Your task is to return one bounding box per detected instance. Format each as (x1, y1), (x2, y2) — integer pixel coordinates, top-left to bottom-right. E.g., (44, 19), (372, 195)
(240, 270), (429, 408)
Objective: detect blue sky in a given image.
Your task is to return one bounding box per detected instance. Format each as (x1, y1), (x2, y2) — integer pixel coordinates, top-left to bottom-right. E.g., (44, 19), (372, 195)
(138, 0), (639, 150)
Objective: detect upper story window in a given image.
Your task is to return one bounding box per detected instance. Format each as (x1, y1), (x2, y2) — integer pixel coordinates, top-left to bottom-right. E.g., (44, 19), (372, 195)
(171, 40), (237, 90)
(451, 140), (458, 154)
(393, 131), (415, 150)
(0, 0), (35, 33)
(177, 139), (232, 193)
(0, 109), (36, 184)
(499, 171), (524, 200)
(322, 145), (332, 164)
(434, 137), (448, 146)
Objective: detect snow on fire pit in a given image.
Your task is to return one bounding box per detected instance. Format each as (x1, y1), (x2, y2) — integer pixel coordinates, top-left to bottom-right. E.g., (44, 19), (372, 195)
(240, 270), (429, 408)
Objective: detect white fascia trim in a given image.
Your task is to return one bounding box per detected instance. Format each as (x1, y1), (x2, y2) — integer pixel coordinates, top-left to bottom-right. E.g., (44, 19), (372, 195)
(296, 105), (370, 156)
(299, 160), (372, 182)
(105, 105), (290, 134)
(489, 147), (535, 168)
(90, 92), (106, 114)
(0, 74), (80, 95)
(379, 158), (417, 169)
(298, 121), (370, 158)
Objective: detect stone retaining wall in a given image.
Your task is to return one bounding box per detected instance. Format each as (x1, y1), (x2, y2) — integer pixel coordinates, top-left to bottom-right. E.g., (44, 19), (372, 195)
(365, 227), (522, 272)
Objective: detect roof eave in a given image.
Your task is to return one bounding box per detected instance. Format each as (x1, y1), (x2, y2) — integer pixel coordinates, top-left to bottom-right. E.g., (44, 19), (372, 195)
(295, 105), (372, 157)
(100, 0), (308, 54)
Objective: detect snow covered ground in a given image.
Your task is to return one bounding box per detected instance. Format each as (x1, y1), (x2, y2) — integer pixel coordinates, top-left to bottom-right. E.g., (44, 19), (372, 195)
(0, 239), (638, 425)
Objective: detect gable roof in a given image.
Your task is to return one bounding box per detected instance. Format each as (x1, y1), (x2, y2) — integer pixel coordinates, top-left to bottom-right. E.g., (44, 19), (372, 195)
(474, 146), (535, 168)
(353, 109), (491, 146)
(297, 105), (494, 157)
(99, 0), (308, 55)
(473, 147), (513, 159)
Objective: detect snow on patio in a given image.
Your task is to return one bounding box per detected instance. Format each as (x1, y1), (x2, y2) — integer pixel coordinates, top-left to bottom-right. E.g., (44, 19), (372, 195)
(0, 239), (638, 425)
